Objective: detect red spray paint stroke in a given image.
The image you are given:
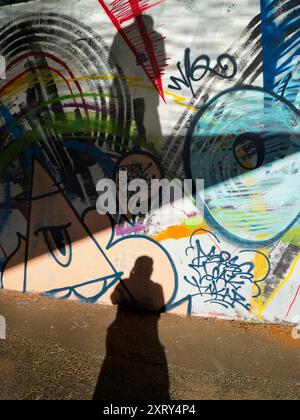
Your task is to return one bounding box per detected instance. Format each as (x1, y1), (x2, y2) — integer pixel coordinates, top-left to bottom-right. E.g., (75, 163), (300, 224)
(286, 284), (300, 319)
(98, 0), (168, 101)
(0, 66), (76, 101)
(7, 52), (89, 120)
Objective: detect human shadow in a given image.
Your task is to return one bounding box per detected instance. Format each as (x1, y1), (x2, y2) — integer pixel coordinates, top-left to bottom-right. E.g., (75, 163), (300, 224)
(93, 256), (170, 400)
(107, 14), (165, 154)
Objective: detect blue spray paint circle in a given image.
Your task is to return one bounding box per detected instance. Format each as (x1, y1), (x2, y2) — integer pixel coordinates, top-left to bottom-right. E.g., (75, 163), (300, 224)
(185, 86), (300, 245)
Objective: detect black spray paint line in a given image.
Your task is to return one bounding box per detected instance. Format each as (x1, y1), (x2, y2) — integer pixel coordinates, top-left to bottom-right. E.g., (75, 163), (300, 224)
(162, 2), (299, 178)
(0, 13), (133, 203)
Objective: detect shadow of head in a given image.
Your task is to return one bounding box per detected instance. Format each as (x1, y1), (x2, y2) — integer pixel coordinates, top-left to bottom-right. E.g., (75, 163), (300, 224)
(111, 255), (166, 312)
(136, 14), (154, 31)
(131, 255), (153, 280)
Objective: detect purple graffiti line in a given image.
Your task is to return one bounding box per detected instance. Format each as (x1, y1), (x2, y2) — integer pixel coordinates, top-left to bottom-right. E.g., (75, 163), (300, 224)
(184, 230), (270, 311)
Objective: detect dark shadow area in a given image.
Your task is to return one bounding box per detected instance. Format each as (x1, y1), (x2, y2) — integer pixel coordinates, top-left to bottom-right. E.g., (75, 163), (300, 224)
(0, 12), (170, 276)
(0, 10), (299, 273)
(2, 129), (300, 273)
(0, 13), (161, 294)
(93, 256), (170, 400)
(0, 0), (33, 5)
(107, 14), (165, 154)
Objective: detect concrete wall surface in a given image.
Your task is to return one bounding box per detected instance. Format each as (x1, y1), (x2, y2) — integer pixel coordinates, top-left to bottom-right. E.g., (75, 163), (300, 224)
(0, 0), (299, 324)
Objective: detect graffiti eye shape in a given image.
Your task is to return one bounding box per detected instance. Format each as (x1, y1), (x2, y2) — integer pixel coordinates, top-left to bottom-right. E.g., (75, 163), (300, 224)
(233, 133), (265, 170)
(35, 223), (72, 267)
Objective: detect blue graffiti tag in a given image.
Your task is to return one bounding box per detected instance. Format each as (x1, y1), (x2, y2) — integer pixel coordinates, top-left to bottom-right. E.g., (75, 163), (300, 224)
(184, 230), (270, 310)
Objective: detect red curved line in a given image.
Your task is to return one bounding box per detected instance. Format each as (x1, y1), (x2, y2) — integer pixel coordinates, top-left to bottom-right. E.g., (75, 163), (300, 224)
(0, 66), (77, 103)
(6, 51), (90, 120)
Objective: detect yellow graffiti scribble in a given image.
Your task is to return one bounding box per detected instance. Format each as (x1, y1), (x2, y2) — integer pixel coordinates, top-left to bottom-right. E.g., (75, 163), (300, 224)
(0, 73), (141, 103)
(250, 248), (269, 317)
(258, 253), (300, 321)
(126, 81), (197, 112)
(0, 68), (196, 112)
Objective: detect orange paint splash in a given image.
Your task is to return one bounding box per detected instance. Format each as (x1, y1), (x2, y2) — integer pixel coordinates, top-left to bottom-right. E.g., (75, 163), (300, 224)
(151, 224), (209, 242)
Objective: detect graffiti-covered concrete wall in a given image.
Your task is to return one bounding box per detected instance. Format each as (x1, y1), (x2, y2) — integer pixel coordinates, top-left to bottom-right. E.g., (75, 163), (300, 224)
(0, 0), (299, 324)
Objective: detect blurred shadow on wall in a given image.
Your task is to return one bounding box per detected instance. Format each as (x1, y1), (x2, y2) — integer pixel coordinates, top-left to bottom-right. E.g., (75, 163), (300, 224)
(93, 256), (170, 400)
(108, 14), (165, 154)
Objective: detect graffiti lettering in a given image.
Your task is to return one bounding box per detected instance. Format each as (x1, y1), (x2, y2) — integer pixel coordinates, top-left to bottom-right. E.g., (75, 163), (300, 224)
(184, 230), (268, 311)
(0, 1), (299, 326)
(168, 48), (237, 97)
